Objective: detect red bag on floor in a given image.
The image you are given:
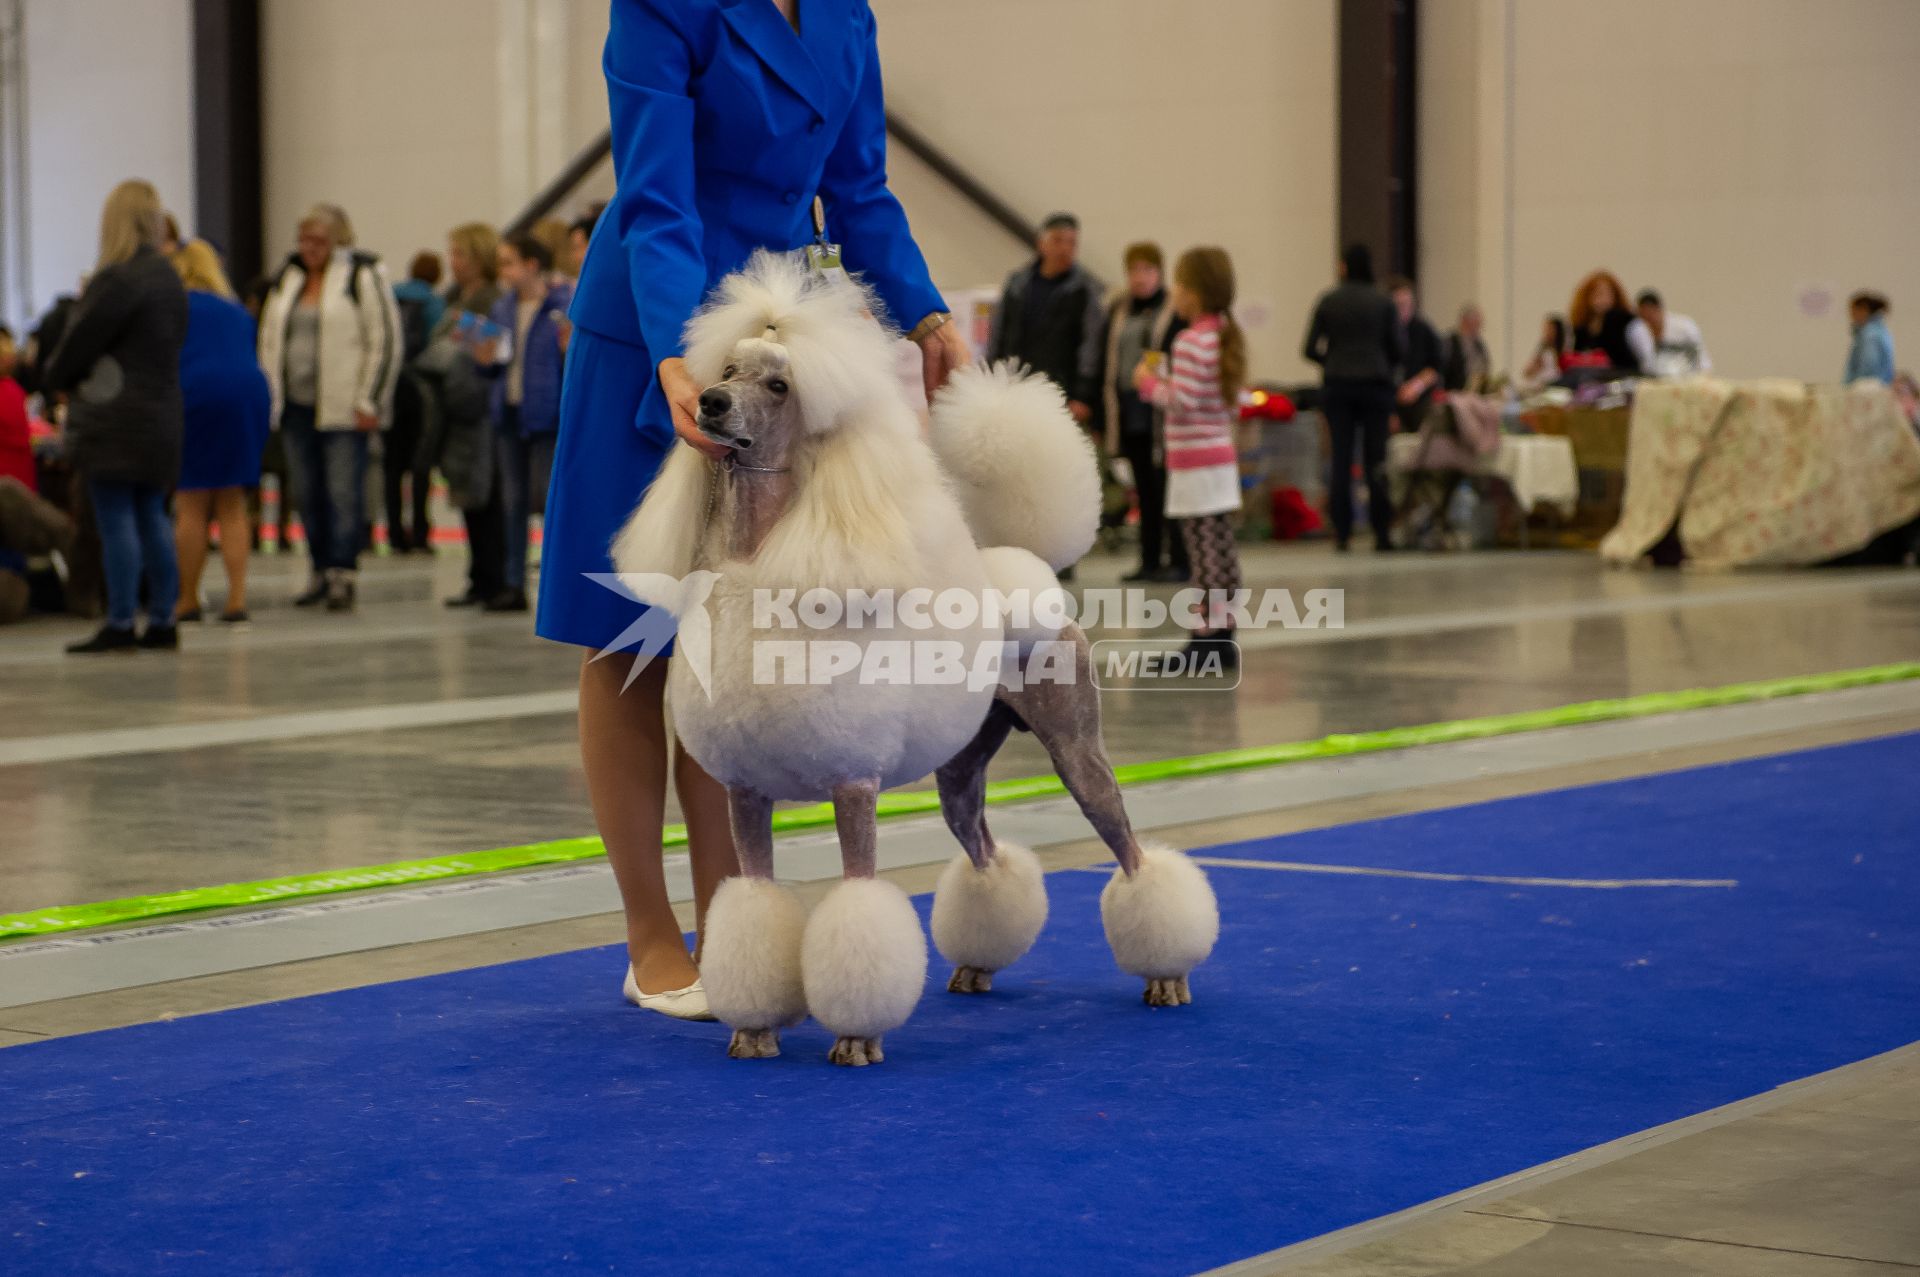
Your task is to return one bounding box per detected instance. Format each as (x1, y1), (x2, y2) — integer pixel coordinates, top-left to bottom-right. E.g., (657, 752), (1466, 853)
(1271, 486), (1323, 540)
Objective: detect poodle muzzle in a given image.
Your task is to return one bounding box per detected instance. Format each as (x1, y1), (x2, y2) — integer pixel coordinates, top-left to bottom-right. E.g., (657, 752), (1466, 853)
(697, 387), (754, 450)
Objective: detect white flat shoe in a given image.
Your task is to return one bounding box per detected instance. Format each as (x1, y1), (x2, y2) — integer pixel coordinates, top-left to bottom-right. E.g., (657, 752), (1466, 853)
(622, 966), (717, 1021)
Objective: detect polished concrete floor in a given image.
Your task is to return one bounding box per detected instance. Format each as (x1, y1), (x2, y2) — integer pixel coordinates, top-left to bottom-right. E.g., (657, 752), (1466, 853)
(3, 541), (1918, 1274)
(5, 545), (1918, 913)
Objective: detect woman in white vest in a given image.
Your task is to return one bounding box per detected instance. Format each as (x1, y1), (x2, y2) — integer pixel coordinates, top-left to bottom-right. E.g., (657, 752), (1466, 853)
(257, 204), (402, 611)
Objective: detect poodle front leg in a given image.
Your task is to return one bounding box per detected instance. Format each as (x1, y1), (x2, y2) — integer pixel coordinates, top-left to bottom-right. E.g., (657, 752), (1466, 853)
(704, 787), (808, 1059)
(931, 705), (1047, 994)
(1011, 627), (1220, 1007)
(803, 779), (928, 1066)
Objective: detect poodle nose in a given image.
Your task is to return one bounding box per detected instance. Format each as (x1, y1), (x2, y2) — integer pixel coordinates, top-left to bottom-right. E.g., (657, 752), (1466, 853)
(699, 388), (732, 418)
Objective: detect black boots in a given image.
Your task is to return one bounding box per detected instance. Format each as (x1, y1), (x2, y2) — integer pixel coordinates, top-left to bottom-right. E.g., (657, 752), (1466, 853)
(65, 625), (138, 655)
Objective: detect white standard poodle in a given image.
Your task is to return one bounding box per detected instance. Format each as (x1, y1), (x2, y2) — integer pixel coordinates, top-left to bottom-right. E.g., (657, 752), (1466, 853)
(614, 251), (1218, 1066)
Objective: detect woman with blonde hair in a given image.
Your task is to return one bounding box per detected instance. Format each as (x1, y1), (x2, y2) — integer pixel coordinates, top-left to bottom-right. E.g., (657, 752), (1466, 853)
(1569, 269), (1641, 373)
(257, 203), (403, 611)
(42, 179), (190, 654)
(170, 239), (270, 622)
(431, 221), (509, 608)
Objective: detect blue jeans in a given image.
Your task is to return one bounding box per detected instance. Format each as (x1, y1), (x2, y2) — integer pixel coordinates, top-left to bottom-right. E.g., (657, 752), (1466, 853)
(282, 403), (369, 573)
(90, 479), (179, 630)
(495, 410), (556, 592)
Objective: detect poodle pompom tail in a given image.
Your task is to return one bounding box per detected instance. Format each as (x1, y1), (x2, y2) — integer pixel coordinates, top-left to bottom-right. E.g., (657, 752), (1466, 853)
(929, 361), (1101, 571)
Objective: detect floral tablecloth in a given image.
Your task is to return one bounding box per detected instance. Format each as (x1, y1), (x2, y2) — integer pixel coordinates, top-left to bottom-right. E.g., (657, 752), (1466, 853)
(1601, 379), (1920, 568)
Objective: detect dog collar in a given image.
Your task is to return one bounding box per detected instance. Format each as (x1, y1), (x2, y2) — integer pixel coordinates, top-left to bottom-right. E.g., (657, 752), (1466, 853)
(724, 455), (790, 476)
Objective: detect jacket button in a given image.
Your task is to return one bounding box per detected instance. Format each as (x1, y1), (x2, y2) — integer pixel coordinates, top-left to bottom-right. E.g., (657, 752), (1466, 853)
(783, 191), (800, 205)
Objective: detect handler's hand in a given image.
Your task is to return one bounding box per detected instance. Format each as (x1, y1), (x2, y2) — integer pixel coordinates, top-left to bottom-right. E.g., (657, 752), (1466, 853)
(917, 320), (971, 405)
(659, 357), (727, 459)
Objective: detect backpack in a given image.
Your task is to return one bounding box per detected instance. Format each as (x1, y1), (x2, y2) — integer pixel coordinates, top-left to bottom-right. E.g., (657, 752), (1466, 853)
(274, 249), (385, 307)
(395, 293), (433, 364)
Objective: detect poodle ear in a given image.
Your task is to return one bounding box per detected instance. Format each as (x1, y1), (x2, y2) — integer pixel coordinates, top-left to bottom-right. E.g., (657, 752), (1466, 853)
(611, 443), (717, 580)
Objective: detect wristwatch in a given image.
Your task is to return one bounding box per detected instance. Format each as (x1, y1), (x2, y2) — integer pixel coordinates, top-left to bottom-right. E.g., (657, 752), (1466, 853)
(908, 311), (952, 344)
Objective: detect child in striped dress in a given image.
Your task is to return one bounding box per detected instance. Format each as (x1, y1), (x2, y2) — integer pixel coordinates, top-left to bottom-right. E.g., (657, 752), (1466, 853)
(1133, 247), (1245, 659)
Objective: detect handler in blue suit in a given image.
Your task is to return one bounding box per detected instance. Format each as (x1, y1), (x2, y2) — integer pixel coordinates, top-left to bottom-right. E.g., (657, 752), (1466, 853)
(537, 0), (972, 1017)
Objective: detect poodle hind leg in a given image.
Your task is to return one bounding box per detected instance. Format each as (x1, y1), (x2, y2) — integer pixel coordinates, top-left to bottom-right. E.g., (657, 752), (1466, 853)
(931, 703), (1048, 994)
(803, 778), (928, 1066)
(1008, 626), (1219, 1006)
(703, 788), (808, 1059)
(1001, 626), (1144, 875)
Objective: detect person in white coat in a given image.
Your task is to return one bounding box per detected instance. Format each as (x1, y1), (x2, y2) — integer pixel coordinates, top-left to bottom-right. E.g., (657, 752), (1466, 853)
(1627, 289), (1712, 379)
(257, 204), (402, 611)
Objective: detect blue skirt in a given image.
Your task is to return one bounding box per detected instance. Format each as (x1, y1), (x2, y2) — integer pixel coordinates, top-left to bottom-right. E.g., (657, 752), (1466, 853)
(177, 378), (271, 492)
(534, 325), (677, 653)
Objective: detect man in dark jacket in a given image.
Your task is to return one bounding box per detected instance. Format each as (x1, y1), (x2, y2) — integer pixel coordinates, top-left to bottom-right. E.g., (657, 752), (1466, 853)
(1388, 276), (1445, 434)
(1096, 242), (1188, 582)
(1303, 245), (1404, 551)
(987, 212), (1104, 424)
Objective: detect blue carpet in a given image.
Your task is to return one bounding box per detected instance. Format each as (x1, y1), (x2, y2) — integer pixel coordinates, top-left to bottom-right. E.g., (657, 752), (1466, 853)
(4, 733), (1919, 1275)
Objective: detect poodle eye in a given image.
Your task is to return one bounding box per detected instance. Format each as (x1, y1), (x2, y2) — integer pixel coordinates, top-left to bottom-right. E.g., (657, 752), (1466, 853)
(723, 365), (738, 380)
(768, 378), (789, 395)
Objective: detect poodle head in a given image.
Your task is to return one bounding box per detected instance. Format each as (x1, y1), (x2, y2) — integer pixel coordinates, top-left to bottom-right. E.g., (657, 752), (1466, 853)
(696, 337), (803, 465)
(682, 249), (911, 441)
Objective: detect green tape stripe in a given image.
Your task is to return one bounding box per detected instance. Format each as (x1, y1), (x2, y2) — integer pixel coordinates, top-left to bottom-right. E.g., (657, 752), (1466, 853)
(4, 661), (1916, 941)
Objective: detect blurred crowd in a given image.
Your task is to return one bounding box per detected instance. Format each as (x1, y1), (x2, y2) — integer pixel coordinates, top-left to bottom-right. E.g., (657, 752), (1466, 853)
(1, 180), (1909, 648)
(1, 182), (597, 649)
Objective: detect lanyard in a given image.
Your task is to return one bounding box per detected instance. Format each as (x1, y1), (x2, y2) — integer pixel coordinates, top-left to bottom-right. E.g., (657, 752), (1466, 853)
(803, 196), (850, 286)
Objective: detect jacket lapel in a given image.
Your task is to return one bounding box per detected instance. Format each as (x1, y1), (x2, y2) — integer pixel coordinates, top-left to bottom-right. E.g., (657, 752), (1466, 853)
(719, 0), (840, 118)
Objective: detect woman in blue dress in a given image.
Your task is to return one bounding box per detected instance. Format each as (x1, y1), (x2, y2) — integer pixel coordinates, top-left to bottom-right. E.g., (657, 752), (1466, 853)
(539, 0), (971, 1017)
(170, 240), (272, 623)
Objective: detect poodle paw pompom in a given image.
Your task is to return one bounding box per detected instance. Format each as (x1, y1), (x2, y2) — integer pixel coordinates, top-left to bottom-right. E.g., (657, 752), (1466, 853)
(1100, 845), (1219, 1004)
(701, 876), (809, 1036)
(930, 842), (1048, 986)
(801, 878), (928, 1053)
(728, 1027), (782, 1059)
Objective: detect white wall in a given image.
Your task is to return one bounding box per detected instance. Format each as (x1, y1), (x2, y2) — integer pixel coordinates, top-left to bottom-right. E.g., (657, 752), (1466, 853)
(256, 1), (1337, 378)
(873, 0), (1338, 380)
(10, 0), (194, 327)
(260, 0), (610, 276)
(1421, 0), (1920, 382)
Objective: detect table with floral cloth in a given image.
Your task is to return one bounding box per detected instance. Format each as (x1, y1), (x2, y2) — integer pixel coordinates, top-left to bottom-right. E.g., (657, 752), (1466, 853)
(1601, 379), (1920, 568)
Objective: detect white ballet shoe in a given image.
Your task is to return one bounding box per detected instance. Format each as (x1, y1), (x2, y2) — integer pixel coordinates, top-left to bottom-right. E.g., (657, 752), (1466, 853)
(621, 966), (718, 1021)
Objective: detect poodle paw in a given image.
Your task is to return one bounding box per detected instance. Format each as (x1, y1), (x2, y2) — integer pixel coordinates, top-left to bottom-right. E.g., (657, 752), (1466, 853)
(1143, 975), (1192, 1008)
(828, 1035), (886, 1067)
(947, 965), (994, 994)
(728, 1027), (781, 1059)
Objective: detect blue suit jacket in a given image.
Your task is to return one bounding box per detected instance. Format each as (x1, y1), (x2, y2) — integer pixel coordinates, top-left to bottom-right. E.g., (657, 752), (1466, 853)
(571, 0), (944, 432)
(487, 280), (575, 436)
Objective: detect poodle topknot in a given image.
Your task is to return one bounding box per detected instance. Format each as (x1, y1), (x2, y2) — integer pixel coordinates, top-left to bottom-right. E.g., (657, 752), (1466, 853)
(681, 249), (909, 440)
